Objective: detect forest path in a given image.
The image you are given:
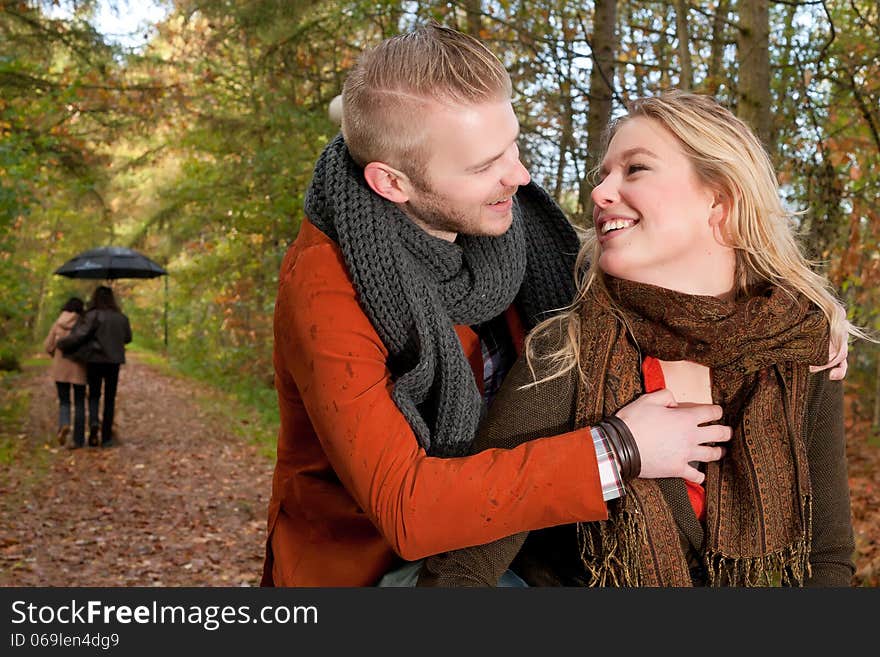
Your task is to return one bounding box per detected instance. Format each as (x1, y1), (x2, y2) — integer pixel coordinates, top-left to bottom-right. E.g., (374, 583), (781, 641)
(0, 353), (272, 586)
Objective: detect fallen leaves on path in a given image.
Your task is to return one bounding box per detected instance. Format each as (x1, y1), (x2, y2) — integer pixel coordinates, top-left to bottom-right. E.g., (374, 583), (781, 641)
(0, 354), (272, 587)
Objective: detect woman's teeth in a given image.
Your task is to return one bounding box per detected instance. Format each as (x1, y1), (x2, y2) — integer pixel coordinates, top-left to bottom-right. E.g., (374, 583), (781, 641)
(601, 218), (637, 234)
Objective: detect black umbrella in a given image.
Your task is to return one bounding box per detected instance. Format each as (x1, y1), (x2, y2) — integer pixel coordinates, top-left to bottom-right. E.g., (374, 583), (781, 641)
(54, 246), (167, 280)
(54, 246), (170, 346)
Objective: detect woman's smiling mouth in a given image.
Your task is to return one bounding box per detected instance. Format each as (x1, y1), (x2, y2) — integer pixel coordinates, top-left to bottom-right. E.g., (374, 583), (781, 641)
(597, 216), (639, 238)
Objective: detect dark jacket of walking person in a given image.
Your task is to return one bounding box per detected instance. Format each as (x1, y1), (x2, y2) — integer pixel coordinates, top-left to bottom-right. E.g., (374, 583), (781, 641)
(58, 285), (132, 448)
(43, 297), (87, 448)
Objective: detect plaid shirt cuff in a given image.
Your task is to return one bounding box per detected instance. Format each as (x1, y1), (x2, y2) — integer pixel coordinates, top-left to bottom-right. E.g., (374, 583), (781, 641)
(591, 426), (625, 501)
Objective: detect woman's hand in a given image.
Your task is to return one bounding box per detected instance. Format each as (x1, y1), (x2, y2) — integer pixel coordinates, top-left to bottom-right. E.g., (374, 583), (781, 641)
(810, 305), (849, 381)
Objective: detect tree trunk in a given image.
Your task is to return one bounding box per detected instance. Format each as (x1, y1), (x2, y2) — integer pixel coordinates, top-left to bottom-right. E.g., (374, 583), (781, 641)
(554, 77), (574, 201)
(675, 0), (692, 90)
(463, 0), (482, 36)
(736, 0), (771, 148)
(779, 2), (797, 83)
(579, 0), (617, 223)
(707, 0), (729, 94)
(32, 277), (48, 342)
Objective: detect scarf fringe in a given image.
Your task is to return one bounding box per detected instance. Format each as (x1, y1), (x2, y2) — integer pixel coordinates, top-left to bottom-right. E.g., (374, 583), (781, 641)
(579, 495), (813, 587)
(701, 493), (813, 587)
(702, 490), (813, 588)
(577, 501), (647, 587)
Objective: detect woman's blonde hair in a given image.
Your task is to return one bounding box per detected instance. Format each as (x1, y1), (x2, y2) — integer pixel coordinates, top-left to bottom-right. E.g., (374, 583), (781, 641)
(341, 22), (512, 185)
(527, 90), (861, 382)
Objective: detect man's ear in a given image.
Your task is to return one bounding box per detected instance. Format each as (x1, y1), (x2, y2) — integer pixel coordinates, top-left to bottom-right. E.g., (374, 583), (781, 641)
(363, 162), (413, 203)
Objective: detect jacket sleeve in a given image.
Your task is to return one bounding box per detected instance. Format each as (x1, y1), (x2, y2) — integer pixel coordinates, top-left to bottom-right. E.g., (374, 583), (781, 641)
(803, 374), (856, 586)
(43, 325), (57, 356)
(276, 241), (608, 562)
(418, 337), (580, 586)
(56, 312), (96, 353)
(123, 314), (132, 344)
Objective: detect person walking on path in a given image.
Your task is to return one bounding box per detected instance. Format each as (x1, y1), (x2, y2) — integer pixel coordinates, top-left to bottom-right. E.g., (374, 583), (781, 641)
(43, 297), (87, 448)
(58, 285), (132, 448)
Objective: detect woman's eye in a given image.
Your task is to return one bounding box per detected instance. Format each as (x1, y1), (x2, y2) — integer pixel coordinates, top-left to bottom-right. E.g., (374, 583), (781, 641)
(627, 163), (648, 175)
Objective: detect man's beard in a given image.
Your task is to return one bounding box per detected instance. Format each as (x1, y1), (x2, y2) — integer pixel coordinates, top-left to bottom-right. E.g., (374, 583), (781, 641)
(403, 191), (470, 237)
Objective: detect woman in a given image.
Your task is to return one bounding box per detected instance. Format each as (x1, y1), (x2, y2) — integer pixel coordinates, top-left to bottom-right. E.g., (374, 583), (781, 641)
(418, 91), (862, 587)
(43, 297), (87, 448)
(58, 285), (132, 448)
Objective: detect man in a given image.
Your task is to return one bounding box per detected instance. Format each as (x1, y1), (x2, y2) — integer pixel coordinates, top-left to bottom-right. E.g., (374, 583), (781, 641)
(262, 23), (844, 587)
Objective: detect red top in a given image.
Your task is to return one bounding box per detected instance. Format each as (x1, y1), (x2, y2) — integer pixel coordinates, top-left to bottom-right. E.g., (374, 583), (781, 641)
(641, 356), (706, 521)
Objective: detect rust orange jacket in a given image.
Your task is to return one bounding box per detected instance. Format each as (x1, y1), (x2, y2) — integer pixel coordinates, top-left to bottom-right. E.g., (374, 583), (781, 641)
(263, 218), (609, 586)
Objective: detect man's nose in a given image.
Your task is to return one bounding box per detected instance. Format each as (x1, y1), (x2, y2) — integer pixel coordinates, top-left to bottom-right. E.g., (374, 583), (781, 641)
(501, 155), (530, 188)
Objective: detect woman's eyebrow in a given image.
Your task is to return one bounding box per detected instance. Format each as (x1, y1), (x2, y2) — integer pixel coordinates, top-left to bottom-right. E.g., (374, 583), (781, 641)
(619, 146), (659, 160)
(599, 147), (660, 176)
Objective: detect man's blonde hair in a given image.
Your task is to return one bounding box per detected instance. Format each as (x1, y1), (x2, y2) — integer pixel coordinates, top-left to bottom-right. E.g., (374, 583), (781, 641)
(527, 90), (862, 383)
(341, 23), (512, 182)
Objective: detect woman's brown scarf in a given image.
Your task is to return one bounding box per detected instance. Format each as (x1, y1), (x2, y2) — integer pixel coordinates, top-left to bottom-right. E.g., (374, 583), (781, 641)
(574, 277), (829, 586)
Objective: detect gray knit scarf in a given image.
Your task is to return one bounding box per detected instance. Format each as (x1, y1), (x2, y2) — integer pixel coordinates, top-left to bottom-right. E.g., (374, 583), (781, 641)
(304, 134), (579, 456)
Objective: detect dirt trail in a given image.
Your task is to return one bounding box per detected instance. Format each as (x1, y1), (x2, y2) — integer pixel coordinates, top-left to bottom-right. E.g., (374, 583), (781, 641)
(0, 354), (273, 586)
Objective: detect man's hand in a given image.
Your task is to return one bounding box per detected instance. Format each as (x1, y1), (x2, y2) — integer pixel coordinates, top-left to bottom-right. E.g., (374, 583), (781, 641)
(614, 389), (731, 485)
